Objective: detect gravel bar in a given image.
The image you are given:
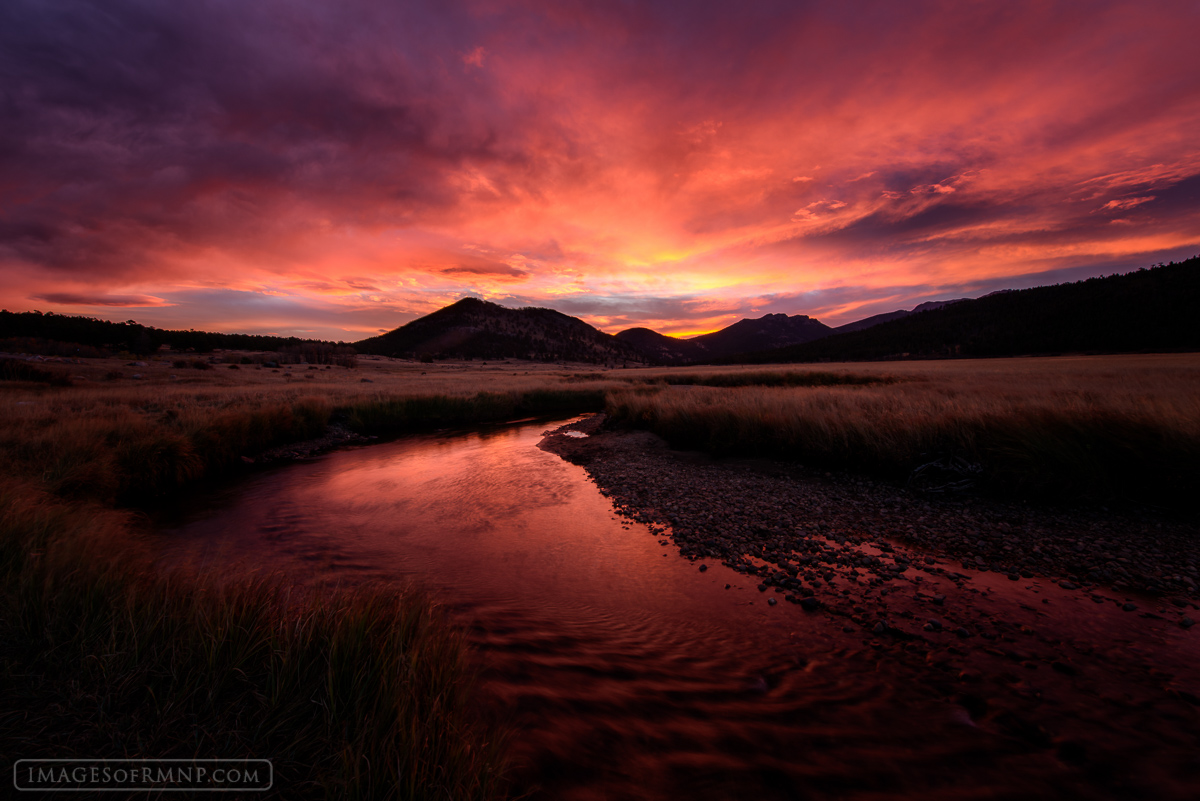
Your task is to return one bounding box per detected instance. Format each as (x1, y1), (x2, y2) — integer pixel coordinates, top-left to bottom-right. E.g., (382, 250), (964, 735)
(542, 414), (1199, 615)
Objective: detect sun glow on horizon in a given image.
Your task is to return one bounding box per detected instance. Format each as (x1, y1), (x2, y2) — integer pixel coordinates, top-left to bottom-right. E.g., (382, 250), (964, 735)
(1, 0), (1198, 340)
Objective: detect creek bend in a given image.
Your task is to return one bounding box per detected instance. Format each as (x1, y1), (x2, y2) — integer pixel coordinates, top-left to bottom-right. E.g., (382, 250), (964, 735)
(155, 418), (1200, 800)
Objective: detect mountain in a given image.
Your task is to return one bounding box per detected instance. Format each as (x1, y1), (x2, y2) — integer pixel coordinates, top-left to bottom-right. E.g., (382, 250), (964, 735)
(616, 301), (973, 365)
(354, 297), (649, 365)
(613, 328), (706, 365)
(616, 313), (833, 364)
(831, 299), (969, 334)
(723, 257), (1200, 364)
(830, 309), (910, 334)
(688, 313), (832, 358)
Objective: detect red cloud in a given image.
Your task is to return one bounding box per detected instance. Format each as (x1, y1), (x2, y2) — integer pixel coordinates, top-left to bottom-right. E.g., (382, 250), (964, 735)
(30, 293), (174, 308)
(1, 0), (1197, 337)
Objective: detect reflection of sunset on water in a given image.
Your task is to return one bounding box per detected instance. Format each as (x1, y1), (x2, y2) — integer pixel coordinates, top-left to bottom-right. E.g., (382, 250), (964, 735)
(156, 417), (1200, 800)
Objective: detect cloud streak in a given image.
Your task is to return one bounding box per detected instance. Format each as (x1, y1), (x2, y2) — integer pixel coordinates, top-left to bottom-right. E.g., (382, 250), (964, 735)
(30, 293), (173, 308)
(1, 0), (1198, 337)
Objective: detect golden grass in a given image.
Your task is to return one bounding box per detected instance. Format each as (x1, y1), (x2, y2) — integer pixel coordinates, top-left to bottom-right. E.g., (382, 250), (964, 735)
(0, 356), (633, 501)
(607, 354), (1200, 503)
(0, 357), (625, 798)
(2, 352), (1196, 795)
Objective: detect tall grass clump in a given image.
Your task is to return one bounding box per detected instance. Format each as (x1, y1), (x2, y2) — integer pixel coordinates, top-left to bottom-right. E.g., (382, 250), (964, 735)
(624, 369), (894, 389)
(1, 396), (332, 502)
(0, 367), (628, 797)
(605, 358), (1200, 505)
(346, 388), (606, 436)
(0, 358), (73, 386)
(0, 483), (511, 799)
(0, 362), (624, 796)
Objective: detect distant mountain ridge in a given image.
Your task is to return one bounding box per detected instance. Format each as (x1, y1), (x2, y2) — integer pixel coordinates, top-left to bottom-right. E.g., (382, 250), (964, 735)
(613, 328), (707, 365)
(13, 258), (1193, 366)
(831, 299), (968, 334)
(612, 301), (965, 364)
(690, 313), (832, 358)
(354, 297), (648, 365)
(616, 313), (832, 364)
(725, 256), (1200, 364)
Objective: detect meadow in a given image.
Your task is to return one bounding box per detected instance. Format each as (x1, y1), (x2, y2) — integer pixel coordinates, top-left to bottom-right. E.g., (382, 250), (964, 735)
(1, 351), (1198, 797)
(608, 354), (1200, 504)
(0, 356), (619, 800)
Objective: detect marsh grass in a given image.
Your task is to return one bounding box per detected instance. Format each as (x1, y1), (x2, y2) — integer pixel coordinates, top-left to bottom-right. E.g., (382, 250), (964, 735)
(607, 355), (1200, 505)
(0, 485), (508, 800)
(2, 395), (333, 501)
(0, 362), (628, 798)
(346, 388), (607, 436)
(0, 366), (619, 502)
(4, 353), (1198, 796)
(621, 369), (894, 389)
(0, 359), (73, 386)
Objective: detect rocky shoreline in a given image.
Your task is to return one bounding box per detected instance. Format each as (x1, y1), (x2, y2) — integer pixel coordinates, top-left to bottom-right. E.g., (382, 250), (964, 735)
(542, 414), (1199, 618)
(537, 414), (1200, 797)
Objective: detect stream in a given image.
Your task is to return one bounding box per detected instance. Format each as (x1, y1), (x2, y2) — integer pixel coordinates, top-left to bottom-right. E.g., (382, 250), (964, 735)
(155, 418), (1200, 800)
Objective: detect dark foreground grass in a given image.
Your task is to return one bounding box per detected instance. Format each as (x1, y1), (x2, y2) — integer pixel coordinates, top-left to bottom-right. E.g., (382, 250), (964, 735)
(345, 388), (606, 437)
(0, 358), (73, 386)
(0, 384), (620, 799)
(5, 388), (605, 503)
(0, 485), (509, 799)
(623, 369), (895, 389)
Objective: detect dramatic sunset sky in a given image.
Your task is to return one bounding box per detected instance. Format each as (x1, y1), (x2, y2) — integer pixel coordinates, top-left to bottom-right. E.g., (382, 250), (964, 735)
(2, 1), (1198, 340)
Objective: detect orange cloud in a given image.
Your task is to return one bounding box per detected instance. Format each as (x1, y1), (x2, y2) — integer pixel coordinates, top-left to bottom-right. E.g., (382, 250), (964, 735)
(0, 0), (1197, 339)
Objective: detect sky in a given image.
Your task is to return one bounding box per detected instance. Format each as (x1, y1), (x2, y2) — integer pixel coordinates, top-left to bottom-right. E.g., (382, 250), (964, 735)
(2, 0), (1199, 341)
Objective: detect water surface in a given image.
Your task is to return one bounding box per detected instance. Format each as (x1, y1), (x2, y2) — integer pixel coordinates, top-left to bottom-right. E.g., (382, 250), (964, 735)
(157, 420), (1192, 800)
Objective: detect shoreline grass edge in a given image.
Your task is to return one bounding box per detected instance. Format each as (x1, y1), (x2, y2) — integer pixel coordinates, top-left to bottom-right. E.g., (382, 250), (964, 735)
(0, 387), (614, 800)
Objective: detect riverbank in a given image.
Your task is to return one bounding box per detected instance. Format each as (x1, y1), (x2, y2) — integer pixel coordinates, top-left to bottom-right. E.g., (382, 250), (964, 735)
(541, 414), (1200, 799)
(544, 414), (1200, 604)
(605, 354), (1200, 509)
(0, 361), (624, 799)
(5, 354), (1199, 797)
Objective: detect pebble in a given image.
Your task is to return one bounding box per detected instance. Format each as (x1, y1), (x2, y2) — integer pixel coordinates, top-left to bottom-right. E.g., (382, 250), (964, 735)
(541, 416), (1199, 669)
(768, 597), (777, 606)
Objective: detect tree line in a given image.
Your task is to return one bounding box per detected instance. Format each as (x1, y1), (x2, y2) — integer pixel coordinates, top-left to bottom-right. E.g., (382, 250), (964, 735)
(0, 310), (355, 362)
(726, 256), (1200, 364)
